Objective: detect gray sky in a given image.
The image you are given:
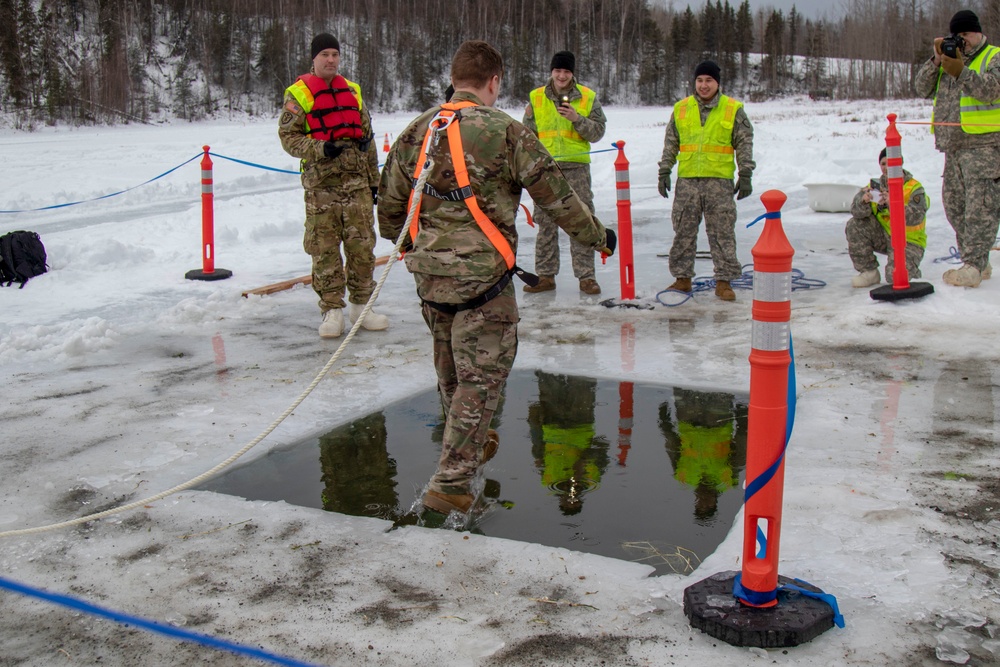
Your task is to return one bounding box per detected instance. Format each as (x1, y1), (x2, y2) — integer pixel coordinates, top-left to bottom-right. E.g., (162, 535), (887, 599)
(657, 0), (845, 21)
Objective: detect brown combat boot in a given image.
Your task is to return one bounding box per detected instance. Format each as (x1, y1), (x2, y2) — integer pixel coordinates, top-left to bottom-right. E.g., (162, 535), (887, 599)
(668, 277), (692, 292)
(422, 489), (475, 514)
(482, 429), (499, 464)
(715, 280), (736, 301)
(523, 276), (555, 293)
(579, 278), (601, 295)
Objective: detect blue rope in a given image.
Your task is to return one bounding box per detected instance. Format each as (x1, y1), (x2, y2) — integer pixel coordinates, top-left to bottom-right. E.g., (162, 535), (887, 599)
(654, 267), (826, 306)
(932, 246), (962, 264)
(208, 152), (301, 175)
(0, 574), (327, 667)
(550, 143), (620, 160)
(0, 154), (202, 214)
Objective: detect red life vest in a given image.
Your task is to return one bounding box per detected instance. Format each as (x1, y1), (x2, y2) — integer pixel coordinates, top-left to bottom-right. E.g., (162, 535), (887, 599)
(295, 74), (363, 141)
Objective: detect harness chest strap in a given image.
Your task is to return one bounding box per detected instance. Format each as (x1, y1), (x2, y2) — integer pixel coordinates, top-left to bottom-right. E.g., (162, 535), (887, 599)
(407, 101), (516, 271)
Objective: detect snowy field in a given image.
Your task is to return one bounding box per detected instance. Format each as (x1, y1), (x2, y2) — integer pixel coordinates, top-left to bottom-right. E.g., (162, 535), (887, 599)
(1, 96), (998, 666)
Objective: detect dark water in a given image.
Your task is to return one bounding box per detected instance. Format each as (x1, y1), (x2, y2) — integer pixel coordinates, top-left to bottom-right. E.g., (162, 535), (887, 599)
(200, 370), (747, 576)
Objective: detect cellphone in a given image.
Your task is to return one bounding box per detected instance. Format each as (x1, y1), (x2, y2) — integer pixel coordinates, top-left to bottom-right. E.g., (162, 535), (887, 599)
(869, 179), (881, 190)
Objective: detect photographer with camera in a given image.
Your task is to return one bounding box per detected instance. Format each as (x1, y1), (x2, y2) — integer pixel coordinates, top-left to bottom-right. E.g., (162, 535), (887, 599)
(914, 10), (1000, 288)
(523, 51), (608, 295)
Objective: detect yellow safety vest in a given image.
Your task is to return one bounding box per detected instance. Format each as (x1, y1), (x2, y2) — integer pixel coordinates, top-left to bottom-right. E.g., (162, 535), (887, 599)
(540, 423), (600, 488)
(871, 178), (928, 248)
(674, 422), (735, 491)
(530, 84), (596, 164)
(673, 95), (742, 179)
(959, 45), (1000, 134)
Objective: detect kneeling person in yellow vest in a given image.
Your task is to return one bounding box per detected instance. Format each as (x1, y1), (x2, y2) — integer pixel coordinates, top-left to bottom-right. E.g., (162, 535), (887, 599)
(523, 50), (608, 295)
(846, 149), (929, 288)
(657, 61), (755, 302)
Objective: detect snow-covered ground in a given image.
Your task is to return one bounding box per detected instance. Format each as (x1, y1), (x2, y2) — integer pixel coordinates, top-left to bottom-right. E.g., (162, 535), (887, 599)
(0, 97), (998, 666)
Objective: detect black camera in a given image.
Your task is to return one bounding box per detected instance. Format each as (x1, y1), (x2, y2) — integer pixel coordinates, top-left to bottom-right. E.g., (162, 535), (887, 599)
(941, 34), (965, 59)
(560, 95), (570, 106)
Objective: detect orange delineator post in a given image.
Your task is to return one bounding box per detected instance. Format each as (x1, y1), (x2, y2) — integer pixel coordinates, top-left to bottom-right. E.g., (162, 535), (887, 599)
(201, 145), (215, 273)
(617, 380), (634, 467)
(613, 141), (635, 300)
(885, 114), (909, 290)
(739, 189), (793, 608)
(383, 133), (391, 152)
(185, 145), (231, 281)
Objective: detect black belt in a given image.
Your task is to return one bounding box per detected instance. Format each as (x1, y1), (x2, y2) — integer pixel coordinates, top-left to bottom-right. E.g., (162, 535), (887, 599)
(423, 269), (531, 315)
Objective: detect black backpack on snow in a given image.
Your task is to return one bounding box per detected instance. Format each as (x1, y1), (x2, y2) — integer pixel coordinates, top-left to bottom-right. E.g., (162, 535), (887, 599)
(0, 231), (48, 288)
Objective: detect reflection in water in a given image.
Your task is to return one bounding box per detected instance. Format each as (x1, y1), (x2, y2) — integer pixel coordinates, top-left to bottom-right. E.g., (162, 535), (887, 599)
(659, 388), (747, 526)
(318, 412), (399, 520)
(200, 370), (748, 575)
(528, 371), (610, 515)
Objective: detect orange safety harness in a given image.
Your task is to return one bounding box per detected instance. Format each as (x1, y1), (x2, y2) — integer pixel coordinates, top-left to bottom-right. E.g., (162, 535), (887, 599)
(407, 101), (539, 313)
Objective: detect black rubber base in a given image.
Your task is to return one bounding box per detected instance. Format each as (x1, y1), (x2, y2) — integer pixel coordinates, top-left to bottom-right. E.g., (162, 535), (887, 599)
(185, 268), (233, 281)
(684, 571), (835, 648)
(869, 281), (934, 301)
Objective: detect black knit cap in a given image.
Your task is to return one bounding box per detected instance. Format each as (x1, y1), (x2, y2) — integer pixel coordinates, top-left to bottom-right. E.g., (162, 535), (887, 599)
(550, 51), (575, 73)
(878, 148), (887, 163)
(950, 10), (982, 34)
(693, 60), (721, 84)
(311, 33), (340, 59)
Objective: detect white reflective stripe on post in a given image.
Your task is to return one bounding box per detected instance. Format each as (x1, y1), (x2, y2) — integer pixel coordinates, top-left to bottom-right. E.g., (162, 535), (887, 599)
(752, 321), (790, 351)
(616, 171), (629, 182)
(202, 170), (212, 180)
(202, 184), (213, 194)
(888, 165), (903, 179)
(617, 189), (630, 201)
(886, 146), (902, 159)
(753, 270), (791, 302)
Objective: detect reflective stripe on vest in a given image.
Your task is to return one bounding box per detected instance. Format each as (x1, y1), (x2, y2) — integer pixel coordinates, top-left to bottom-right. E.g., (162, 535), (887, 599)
(959, 45), (1000, 134)
(674, 95), (741, 179)
(407, 101), (517, 270)
(285, 74), (364, 141)
(530, 85), (596, 164)
(871, 178), (928, 248)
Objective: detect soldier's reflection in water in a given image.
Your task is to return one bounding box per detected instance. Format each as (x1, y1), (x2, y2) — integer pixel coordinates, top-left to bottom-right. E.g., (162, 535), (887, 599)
(318, 412), (400, 520)
(528, 371), (610, 516)
(659, 388), (747, 526)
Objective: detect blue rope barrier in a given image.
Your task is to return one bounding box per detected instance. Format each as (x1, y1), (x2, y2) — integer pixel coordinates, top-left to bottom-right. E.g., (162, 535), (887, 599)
(0, 154), (202, 214)
(654, 267), (826, 307)
(208, 152), (301, 175)
(0, 574), (327, 667)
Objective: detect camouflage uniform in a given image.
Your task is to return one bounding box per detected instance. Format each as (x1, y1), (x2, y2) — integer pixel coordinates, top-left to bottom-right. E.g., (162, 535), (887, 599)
(278, 80), (381, 313)
(914, 38), (1000, 272)
(377, 90), (609, 495)
(523, 79), (607, 280)
(657, 91), (755, 282)
(845, 169), (928, 278)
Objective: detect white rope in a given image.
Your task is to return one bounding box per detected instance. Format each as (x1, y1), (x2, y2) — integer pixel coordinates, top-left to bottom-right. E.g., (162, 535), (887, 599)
(0, 157), (436, 539)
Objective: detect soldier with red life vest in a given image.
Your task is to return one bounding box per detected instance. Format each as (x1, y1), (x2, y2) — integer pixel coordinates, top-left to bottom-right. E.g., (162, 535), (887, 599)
(522, 51), (608, 295)
(377, 40), (614, 516)
(279, 33), (388, 337)
(657, 61), (755, 301)
(914, 9), (1000, 288)
(845, 149), (929, 288)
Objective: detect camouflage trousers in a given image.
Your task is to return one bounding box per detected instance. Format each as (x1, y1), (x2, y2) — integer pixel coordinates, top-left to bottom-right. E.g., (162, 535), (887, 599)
(942, 148), (1000, 271)
(302, 186), (377, 312)
(669, 177), (741, 281)
(531, 164), (596, 280)
(845, 214), (924, 278)
(420, 282), (519, 494)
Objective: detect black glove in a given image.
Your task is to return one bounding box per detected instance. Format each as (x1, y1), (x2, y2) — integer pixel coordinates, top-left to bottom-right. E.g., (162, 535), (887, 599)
(657, 173), (671, 199)
(323, 141), (343, 159)
(600, 228), (617, 257)
(734, 171), (753, 200)
(370, 187), (378, 206)
(358, 134), (373, 153)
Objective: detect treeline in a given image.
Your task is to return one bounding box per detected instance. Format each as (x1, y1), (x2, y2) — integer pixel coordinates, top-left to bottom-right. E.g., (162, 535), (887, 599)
(1, 0), (999, 127)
